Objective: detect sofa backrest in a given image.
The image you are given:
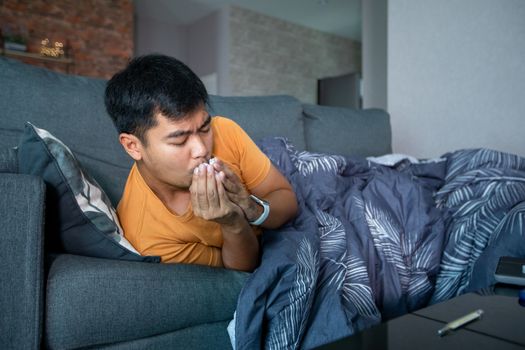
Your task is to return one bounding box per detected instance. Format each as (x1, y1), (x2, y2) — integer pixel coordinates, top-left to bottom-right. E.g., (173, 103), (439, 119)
(208, 95), (306, 151)
(302, 104), (392, 157)
(0, 57), (131, 205)
(0, 57), (392, 206)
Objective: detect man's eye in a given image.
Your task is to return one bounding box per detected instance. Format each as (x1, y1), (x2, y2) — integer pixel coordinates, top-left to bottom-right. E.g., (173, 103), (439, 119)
(170, 139), (187, 146)
(200, 127), (211, 133)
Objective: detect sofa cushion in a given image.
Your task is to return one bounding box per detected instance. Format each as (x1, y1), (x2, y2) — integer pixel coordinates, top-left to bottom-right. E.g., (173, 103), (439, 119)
(0, 147), (17, 173)
(17, 123), (159, 262)
(45, 254), (249, 349)
(208, 95), (306, 151)
(303, 104), (392, 157)
(86, 321), (233, 350)
(0, 57), (130, 206)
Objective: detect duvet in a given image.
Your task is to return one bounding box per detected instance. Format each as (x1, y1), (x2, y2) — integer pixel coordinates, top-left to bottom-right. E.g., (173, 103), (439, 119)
(231, 138), (525, 350)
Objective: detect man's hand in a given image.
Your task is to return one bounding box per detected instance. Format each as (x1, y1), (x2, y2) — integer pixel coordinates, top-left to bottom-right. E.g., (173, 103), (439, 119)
(210, 158), (263, 222)
(190, 162), (244, 226)
(190, 162), (259, 271)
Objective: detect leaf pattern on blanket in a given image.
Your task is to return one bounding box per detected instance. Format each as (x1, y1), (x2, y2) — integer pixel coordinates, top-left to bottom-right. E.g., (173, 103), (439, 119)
(359, 195), (438, 309)
(266, 238), (318, 349)
(316, 210), (379, 319)
(431, 149), (525, 303)
(294, 151), (347, 176)
(233, 139), (525, 350)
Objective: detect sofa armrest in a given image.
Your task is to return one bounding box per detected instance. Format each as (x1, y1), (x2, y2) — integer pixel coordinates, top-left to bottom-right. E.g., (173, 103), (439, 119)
(0, 173), (45, 349)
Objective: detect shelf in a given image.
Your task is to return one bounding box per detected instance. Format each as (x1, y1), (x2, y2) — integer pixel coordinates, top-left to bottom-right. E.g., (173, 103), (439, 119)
(0, 48), (73, 64)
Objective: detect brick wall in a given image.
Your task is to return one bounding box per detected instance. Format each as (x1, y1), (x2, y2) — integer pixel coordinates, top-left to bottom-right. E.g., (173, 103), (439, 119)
(229, 6), (360, 104)
(0, 0), (133, 78)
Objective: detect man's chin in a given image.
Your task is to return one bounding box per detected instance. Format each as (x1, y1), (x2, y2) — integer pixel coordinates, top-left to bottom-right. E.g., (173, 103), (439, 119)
(182, 176), (195, 189)
(179, 182), (191, 190)
(171, 178), (191, 191)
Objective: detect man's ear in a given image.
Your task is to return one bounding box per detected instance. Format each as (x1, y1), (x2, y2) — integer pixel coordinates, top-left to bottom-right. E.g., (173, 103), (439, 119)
(119, 133), (143, 161)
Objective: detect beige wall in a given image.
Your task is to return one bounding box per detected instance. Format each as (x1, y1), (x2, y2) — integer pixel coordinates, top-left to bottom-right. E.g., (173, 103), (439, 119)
(229, 6), (360, 104)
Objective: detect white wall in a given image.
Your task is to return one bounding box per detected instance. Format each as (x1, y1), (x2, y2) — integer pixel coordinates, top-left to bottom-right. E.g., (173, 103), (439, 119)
(388, 0), (525, 158)
(187, 11), (224, 95)
(362, 0), (387, 110)
(187, 11), (220, 77)
(134, 15), (188, 62)
(216, 6), (232, 96)
(135, 6), (232, 96)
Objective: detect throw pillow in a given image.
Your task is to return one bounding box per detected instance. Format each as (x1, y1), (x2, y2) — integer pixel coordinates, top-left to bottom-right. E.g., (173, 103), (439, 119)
(17, 122), (159, 262)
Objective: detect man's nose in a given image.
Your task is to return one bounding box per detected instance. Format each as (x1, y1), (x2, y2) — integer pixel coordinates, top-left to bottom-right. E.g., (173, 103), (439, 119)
(189, 134), (207, 158)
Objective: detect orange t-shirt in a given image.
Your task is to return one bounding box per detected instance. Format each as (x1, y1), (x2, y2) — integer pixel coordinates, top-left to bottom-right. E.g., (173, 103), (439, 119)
(117, 116), (271, 266)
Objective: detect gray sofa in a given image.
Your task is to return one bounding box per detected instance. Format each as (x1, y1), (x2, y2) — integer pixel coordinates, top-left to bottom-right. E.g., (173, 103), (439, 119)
(0, 57), (391, 349)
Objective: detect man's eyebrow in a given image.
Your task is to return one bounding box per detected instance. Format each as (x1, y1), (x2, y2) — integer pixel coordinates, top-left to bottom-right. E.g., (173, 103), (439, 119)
(163, 129), (191, 140)
(163, 115), (212, 140)
(199, 115), (212, 130)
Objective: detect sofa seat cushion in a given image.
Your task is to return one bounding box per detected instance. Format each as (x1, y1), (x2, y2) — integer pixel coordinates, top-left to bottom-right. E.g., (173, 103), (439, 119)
(17, 123), (157, 262)
(303, 104), (392, 157)
(208, 95), (306, 151)
(45, 255), (249, 349)
(93, 321), (233, 350)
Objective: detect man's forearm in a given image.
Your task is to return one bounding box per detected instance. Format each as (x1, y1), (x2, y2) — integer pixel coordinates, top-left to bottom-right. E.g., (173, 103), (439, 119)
(245, 188), (298, 229)
(221, 219), (259, 272)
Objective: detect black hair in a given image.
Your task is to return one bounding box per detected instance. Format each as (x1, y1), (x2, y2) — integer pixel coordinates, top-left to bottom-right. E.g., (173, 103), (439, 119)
(104, 54), (208, 142)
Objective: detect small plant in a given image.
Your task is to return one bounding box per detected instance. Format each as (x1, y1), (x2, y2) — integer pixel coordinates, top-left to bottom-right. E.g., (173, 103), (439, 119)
(2, 25), (28, 51)
(4, 33), (27, 45)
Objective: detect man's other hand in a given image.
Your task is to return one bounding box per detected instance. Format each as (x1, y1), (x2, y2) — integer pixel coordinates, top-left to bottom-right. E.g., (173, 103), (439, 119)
(210, 158), (262, 222)
(190, 163), (244, 226)
(190, 162), (260, 271)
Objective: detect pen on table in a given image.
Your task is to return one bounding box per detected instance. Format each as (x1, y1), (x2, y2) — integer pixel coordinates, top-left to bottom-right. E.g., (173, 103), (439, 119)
(437, 309), (484, 336)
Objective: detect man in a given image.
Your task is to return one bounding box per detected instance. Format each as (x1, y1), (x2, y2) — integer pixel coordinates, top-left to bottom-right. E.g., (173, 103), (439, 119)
(105, 54), (298, 272)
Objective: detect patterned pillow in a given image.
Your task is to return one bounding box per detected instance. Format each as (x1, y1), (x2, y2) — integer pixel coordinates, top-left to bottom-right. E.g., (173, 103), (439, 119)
(17, 122), (159, 262)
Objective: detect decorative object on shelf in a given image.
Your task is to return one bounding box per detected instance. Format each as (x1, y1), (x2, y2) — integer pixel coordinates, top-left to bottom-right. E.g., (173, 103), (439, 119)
(40, 38), (65, 58)
(1, 25), (28, 52)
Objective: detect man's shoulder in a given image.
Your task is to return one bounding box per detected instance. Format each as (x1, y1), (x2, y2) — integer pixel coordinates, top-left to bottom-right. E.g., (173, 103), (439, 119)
(119, 163), (158, 215)
(212, 116), (239, 129)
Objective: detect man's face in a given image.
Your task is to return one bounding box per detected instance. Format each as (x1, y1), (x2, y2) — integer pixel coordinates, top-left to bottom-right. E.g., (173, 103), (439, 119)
(137, 105), (213, 191)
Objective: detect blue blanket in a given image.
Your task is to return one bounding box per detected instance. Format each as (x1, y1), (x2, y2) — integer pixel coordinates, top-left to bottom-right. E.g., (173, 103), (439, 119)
(232, 139), (525, 350)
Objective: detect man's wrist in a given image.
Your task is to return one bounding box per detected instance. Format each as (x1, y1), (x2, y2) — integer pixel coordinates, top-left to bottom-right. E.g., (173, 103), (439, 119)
(243, 196), (263, 222)
(221, 212), (250, 234)
(247, 195), (270, 225)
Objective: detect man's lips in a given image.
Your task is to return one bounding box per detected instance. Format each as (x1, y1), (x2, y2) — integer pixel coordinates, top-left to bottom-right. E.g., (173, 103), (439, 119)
(191, 157), (213, 174)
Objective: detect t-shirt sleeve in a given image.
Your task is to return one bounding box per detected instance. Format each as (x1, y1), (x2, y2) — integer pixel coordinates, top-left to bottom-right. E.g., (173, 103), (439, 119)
(215, 117), (271, 190)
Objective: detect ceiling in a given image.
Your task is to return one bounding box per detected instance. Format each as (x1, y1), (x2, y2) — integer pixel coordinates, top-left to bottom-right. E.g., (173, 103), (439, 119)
(134, 0), (362, 41)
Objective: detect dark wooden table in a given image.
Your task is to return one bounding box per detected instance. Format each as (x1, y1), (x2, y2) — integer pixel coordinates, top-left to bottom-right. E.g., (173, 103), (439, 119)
(315, 286), (525, 350)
